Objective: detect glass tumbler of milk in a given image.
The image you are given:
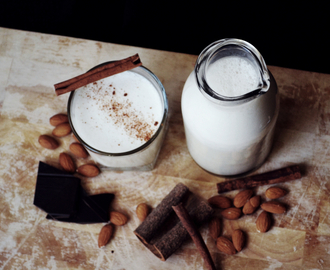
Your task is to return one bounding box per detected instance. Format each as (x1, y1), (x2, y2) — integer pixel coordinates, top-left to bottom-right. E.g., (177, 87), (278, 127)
(68, 64), (168, 171)
(181, 38), (279, 176)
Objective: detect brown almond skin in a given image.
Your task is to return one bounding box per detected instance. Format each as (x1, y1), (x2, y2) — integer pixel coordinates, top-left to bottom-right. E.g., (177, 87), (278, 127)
(208, 217), (221, 240)
(261, 201), (286, 214)
(38, 135), (59, 149)
(98, 223), (113, 248)
(233, 189), (254, 208)
(136, 203), (150, 222)
(70, 143), (89, 158)
(110, 211), (128, 226)
(59, 152), (76, 173)
(49, 113), (68, 126)
(256, 211), (272, 233)
(77, 164), (100, 177)
(265, 187), (287, 199)
(208, 195), (232, 209)
(221, 207), (242, 220)
(250, 195), (261, 208)
(243, 200), (257, 215)
(52, 123), (72, 137)
(216, 236), (236, 255)
(232, 229), (245, 252)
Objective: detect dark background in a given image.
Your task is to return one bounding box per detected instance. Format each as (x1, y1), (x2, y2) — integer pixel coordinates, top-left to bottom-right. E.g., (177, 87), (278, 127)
(1, 1), (329, 74)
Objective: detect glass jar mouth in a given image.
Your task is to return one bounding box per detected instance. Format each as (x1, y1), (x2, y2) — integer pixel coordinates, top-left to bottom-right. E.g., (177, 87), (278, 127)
(195, 38), (270, 104)
(67, 64), (168, 157)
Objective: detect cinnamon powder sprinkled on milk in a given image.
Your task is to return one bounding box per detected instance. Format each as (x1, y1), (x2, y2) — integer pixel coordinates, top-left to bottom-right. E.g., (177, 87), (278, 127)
(71, 71), (163, 153)
(89, 80), (155, 142)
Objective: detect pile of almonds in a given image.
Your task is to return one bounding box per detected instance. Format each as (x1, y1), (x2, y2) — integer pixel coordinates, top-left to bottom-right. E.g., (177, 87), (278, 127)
(38, 113), (100, 177)
(257, 187), (287, 233)
(208, 186), (288, 255)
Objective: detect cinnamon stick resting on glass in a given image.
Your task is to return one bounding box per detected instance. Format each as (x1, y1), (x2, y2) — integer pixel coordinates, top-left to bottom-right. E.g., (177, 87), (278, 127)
(54, 54), (142, 96)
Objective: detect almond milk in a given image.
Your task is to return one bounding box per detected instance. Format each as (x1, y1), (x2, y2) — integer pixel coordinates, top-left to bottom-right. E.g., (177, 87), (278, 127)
(68, 66), (168, 170)
(181, 39), (279, 175)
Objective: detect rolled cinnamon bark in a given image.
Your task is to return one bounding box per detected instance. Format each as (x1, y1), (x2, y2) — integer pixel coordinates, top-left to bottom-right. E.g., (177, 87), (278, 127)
(173, 203), (216, 270)
(153, 198), (213, 261)
(217, 165), (301, 193)
(134, 183), (189, 244)
(54, 54), (142, 96)
(134, 183), (213, 261)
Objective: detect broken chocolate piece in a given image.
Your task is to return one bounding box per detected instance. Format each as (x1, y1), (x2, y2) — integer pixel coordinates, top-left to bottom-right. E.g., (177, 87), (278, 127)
(47, 187), (114, 223)
(34, 161), (114, 223)
(34, 162), (80, 218)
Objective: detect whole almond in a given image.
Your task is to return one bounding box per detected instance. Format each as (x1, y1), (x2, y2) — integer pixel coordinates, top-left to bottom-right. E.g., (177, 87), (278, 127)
(77, 164), (100, 177)
(216, 236), (236, 255)
(232, 229), (245, 252)
(234, 189), (254, 208)
(265, 187), (287, 199)
(59, 152), (76, 173)
(250, 195), (261, 208)
(256, 211), (272, 233)
(49, 113), (68, 126)
(208, 195), (232, 209)
(70, 143), (89, 158)
(98, 223), (113, 248)
(110, 211), (128, 226)
(52, 123), (72, 137)
(38, 135), (59, 150)
(242, 200), (257, 215)
(261, 201), (286, 214)
(136, 203), (150, 222)
(208, 217), (221, 240)
(221, 207), (242, 220)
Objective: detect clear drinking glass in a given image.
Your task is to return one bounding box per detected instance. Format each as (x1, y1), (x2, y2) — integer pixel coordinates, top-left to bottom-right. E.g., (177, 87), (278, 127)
(68, 64), (168, 171)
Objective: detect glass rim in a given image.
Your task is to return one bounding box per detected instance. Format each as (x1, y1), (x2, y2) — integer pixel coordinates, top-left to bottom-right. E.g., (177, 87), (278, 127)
(195, 38), (270, 104)
(67, 63), (168, 157)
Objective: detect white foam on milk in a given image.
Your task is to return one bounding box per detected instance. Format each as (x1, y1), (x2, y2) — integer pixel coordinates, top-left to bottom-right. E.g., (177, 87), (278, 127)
(206, 55), (260, 97)
(70, 71), (163, 153)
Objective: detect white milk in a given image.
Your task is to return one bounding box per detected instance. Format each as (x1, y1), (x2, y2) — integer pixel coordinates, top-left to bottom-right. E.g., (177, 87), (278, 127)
(182, 54), (279, 175)
(206, 56), (259, 97)
(69, 68), (168, 170)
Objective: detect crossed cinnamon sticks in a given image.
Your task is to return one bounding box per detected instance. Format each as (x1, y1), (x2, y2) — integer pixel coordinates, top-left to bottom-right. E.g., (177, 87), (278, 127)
(134, 183), (214, 262)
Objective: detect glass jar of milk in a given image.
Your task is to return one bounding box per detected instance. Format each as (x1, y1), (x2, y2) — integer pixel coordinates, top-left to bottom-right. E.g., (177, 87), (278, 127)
(68, 64), (168, 171)
(181, 38), (279, 176)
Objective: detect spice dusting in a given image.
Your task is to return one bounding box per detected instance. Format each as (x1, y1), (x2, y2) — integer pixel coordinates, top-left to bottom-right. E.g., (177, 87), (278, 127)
(84, 81), (156, 142)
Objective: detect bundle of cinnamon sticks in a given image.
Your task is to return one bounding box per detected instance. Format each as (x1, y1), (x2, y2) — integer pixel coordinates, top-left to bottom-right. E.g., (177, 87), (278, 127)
(134, 183), (214, 261)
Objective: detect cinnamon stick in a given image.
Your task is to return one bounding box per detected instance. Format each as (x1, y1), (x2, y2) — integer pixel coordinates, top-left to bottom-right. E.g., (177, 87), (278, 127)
(153, 198), (213, 261)
(54, 54), (142, 96)
(217, 165), (302, 193)
(134, 183), (189, 245)
(172, 203), (216, 270)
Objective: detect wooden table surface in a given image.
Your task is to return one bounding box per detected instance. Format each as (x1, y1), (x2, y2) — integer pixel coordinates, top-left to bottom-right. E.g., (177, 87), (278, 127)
(1, 27), (330, 270)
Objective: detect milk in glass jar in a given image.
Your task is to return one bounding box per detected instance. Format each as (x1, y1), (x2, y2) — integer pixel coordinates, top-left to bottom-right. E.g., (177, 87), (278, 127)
(181, 39), (279, 176)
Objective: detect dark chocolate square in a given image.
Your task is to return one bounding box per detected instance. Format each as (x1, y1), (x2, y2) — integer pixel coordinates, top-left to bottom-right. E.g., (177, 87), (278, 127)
(34, 161), (114, 224)
(47, 187), (114, 223)
(33, 162), (80, 218)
